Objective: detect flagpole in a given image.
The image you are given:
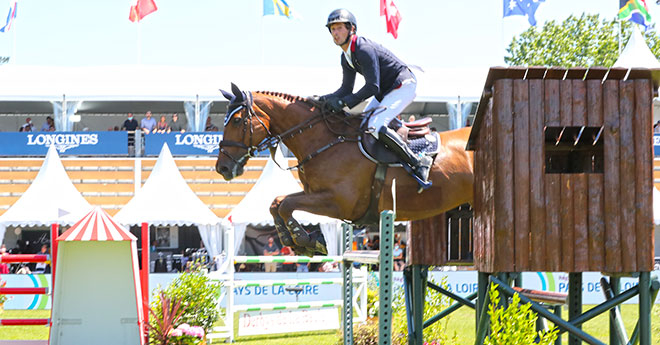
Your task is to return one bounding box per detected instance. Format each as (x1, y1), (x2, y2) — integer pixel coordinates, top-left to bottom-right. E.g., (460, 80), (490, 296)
(260, 10), (265, 65)
(11, 10), (16, 64)
(137, 21), (142, 64)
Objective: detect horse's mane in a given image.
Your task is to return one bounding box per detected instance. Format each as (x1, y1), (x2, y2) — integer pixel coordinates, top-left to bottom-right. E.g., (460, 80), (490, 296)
(254, 91), (316, 110)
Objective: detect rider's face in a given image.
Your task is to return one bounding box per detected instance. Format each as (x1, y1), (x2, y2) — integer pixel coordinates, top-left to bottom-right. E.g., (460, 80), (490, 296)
(330, 23), (350, 46)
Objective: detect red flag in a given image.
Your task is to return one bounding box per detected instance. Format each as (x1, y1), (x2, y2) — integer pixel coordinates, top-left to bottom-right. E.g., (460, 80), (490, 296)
(381, 0), (402, 39)
(129, 0), (158, 22)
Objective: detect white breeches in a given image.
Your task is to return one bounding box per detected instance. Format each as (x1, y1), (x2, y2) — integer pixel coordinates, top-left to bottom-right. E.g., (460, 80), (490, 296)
(364, 76), (417, 138)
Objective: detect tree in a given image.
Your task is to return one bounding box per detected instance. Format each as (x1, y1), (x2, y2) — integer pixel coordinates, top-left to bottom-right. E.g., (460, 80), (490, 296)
(505, 14), (660, 67)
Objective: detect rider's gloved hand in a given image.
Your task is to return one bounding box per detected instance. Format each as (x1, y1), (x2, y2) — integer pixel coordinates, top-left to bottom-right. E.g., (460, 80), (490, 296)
(325, 97), (345, 112)
(308, 95), (325, 103)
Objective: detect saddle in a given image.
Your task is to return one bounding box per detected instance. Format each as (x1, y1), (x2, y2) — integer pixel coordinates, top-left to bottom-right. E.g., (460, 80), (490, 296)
(359, 117), (440, 166)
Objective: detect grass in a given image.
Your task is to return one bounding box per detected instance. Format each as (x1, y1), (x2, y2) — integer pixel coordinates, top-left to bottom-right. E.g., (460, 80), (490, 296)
(1, 305), (659, 344)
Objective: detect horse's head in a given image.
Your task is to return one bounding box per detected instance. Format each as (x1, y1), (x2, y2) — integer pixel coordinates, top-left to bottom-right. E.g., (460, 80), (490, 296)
(216, 83), (272, 180)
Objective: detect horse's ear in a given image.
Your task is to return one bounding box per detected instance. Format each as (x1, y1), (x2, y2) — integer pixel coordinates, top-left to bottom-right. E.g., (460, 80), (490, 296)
(231, 83), (241, 97)
(219, 89), (233, 101)
(231, 83), (244, 102)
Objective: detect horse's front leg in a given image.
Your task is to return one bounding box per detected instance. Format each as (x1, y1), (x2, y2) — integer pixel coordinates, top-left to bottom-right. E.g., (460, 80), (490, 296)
(270, 196), (314, 257)
(276, 191), (342, 256)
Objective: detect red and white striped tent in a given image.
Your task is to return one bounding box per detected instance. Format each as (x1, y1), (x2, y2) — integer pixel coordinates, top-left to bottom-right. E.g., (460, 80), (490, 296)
(50, 207), (144, 345)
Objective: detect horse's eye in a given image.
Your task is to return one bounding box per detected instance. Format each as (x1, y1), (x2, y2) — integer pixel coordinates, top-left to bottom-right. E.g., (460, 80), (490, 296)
(232, 117), (242, 126)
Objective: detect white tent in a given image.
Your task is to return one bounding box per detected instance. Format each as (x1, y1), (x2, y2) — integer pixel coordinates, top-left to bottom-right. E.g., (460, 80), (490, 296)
(613, 26), (660, 69)
(226, 148), (342, 256)
(0, 145), (93, 241)
(51, 207), (143, 345)
(114, 144), (224, 260)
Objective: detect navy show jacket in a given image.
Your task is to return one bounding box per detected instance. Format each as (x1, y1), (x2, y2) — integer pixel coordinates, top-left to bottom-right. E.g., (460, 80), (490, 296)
(323, 35), (413, 108)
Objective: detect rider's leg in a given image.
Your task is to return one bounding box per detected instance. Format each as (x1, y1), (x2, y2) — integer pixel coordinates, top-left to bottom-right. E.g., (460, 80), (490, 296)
(366, 79), (432, 183)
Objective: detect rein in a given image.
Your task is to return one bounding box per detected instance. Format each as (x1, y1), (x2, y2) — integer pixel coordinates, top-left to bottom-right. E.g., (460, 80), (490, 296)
(220, 92), (381, 171)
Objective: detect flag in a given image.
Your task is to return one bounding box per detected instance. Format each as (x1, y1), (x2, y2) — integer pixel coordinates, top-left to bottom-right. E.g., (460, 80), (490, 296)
(380, 0), (402, 39)
(0, 2), (16, 33)
(129, 0), (157, 23)
(263, 0), (293, 18)
(619, 0), (652, 29)
(503, 0), (546, 26)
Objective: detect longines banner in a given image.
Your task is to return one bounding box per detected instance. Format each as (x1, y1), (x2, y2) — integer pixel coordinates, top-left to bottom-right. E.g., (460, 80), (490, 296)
(144, 132), (223, 156)
(0, 132), (128, 156)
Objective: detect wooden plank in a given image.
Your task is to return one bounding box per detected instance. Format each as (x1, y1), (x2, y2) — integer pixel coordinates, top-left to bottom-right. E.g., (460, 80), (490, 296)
(572, 80), (589, 272)
(565, 67), (588, 80)
(607, 68), (628, 81)
(545, 67), (567, 80)
(484, 100), (496, 273)
(525, 67), (546, 79)
(528, 79), (546, 271)
(586, 79), (605, 271)
(585, 67), (608, 80)
(603, 80), (622, 273)
(573, 174), (589, 272)
(473, 119), (484, 270)
(618, 80), (637, 272)
(493, 79), (515, 272)
(635, 79), (654, 270)
(559, 80), (574, 272)
(544, 79), (561, 272)
(513, 79), (530, 271)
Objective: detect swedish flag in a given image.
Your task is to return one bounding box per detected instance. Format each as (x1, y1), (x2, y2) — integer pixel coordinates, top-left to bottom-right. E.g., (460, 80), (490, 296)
(263, 0), (292, 18)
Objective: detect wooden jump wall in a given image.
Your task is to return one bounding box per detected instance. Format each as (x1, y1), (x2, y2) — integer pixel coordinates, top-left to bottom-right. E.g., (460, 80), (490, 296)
(470, 67), (655, 273)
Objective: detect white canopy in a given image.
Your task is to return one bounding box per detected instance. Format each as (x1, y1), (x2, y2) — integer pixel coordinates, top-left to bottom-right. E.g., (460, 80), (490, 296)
(0, 146), (93, 241)
(0, 65), (486, 103)
(226, 148), (342, 255)
(613, 26), (660, 69)
(114, 144), (224, 259)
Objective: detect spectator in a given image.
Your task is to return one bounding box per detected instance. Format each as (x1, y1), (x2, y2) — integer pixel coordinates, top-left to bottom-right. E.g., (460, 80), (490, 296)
(19, 117), (34, 132)
(280, 246), (297, 272)
(654, 120), (660, 133)
(262, 236), (280, 272)
(168, 113), (186, 133)
(0, 245), (8, 274)
(121, 113), (139, 131)
(155, 116), (169, 133)
(40, 116), (55, 131)
(33, 245), (50, 274)
(393, 242), (404, 271)
(141, 111), (157, 134)
(205, 117), (219, 132)
(407, 115), (416, 122)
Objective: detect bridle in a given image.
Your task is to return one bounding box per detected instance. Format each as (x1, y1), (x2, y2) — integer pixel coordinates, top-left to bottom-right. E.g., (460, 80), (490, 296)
(219, 91), (375, 171)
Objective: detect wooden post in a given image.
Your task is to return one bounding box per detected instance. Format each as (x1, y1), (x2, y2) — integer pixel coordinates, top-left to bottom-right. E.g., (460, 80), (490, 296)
(529, 79), (546, 271)
(586, 78), (605, 271)
(513, 79), (530, 271)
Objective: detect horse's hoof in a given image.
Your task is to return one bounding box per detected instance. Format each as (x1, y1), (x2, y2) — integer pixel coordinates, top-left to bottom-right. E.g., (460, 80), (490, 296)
(293, 245), (314, 257)
(310, 231), (328, 255)
(276, 228), (295, 247)
(287, 219), (313, 247)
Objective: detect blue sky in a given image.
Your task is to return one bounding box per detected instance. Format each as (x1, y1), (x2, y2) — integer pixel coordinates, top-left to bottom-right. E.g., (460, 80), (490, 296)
(0, 0), (657, 69)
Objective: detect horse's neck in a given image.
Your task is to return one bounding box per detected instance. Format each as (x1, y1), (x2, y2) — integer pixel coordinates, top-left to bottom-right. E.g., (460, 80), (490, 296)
(257, 96), (333, 161)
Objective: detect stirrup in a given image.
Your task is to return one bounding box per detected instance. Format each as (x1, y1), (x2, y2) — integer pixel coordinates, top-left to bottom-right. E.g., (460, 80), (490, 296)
(401, 163), (433, 193)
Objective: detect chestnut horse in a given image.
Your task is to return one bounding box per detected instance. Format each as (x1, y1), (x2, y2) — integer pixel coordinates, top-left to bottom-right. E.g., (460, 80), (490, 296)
(216, 84), (474, 256)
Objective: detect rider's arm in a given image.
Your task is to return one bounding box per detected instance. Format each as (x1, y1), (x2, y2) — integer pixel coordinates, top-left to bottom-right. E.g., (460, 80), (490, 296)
(341, 44), (380, 108)
(322, 55), (356, 100)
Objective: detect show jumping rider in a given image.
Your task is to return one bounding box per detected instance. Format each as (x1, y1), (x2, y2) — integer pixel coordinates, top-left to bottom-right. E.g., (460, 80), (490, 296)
(314, 9), (433, 189)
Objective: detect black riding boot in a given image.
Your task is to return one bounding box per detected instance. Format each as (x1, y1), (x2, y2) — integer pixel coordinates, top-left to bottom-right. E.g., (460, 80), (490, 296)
(378, 127), (433, 183)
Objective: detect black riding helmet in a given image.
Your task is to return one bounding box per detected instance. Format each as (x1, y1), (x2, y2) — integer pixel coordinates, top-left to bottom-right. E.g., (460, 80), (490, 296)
(326, 8), (357, 34)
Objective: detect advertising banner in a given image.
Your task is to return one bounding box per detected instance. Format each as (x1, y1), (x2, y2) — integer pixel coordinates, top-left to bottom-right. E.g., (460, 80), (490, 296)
(238, 308), (340, 336)
(0, 132), (128, 156)
(4, 270), (660, 310)
(654, 133), (660, 156)
(144, 132), (223, 156)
